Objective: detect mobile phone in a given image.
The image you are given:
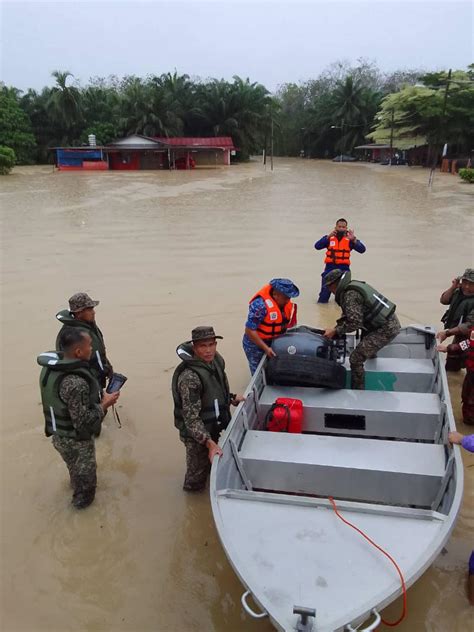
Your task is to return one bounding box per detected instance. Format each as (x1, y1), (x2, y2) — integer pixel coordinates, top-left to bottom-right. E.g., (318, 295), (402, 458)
(106, 372), (128, 393)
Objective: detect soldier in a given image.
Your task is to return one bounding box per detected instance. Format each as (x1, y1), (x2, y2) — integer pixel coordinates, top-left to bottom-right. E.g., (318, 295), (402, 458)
(56, 292), (113, 388)
(38, 327), (119, 509)
(314, 218), (366, 303)
(172, 326), (244, 492)
(243, 278), (299, 374)
(323, 269), (401, 390)
(439, 269), (474, 371)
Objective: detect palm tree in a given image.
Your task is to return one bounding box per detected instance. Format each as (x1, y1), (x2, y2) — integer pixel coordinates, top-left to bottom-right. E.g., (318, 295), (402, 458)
(332, 76), (381, 152)
(118, 77), (180, 137)
(47, 71), (82, 143)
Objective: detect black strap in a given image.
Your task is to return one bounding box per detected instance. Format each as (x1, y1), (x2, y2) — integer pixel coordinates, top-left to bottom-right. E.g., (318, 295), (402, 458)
(112, 405), (122, 428)
(265, 403), (290, 432)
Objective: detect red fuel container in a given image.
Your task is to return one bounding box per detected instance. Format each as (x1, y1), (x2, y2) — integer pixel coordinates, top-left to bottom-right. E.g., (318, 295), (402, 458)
(266, 397), (303, 433)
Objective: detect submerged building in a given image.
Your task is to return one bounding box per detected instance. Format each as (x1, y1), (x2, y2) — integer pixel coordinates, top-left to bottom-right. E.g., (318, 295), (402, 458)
(54, 135), (236, 171)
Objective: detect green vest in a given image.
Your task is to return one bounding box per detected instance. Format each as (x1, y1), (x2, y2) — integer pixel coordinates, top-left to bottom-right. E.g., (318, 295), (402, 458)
(336, 272), (396, 330)
(171, 343), (231, 441)
(38, 351), (102, 440)
(441, 289), (474, 329)
(55, 310), (108, 386)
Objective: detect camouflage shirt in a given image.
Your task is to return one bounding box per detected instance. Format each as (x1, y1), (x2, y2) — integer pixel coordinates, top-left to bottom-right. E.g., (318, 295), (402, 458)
(59, 375), (104, 437)
(335, 289), (366, 336)
(177, 368), (211, 445)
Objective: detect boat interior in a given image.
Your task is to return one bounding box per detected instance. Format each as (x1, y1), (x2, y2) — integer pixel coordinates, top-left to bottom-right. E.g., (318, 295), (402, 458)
(214, 327), (458, 517)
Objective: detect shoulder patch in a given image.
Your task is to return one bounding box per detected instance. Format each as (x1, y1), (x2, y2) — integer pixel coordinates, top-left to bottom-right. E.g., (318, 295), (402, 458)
(265, 298), (274, 308)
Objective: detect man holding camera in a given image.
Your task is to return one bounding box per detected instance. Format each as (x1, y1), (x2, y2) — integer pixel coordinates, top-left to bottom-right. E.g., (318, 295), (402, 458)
(314, 218), (366, 303)
(172, 326), (244, 492)
(38, 327), (120, 509)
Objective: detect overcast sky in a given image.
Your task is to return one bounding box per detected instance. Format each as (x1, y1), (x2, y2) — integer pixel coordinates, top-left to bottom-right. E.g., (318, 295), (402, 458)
(1, 0), (473, 92)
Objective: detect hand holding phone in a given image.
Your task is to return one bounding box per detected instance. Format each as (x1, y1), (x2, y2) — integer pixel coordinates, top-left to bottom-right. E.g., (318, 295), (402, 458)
(106, 372), (128, 394)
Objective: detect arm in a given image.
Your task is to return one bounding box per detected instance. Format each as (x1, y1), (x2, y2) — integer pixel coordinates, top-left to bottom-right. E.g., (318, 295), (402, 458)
(449, 431), (474, 453)
(350, 238), (366, 254)
(59, 376), (108, 437)
(244, 328), (276, 358)
(314, 235), (330, 250)
(245, 297), (276, 358)
(178, 371), (222, 462)
(335, 290), (365, 335)
(440, 279), (459, 305)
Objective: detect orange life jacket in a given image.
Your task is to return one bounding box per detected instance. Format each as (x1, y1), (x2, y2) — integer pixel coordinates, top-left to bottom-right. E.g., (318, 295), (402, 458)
(325, 235), (351, 265)
(250, 284), (296, 340)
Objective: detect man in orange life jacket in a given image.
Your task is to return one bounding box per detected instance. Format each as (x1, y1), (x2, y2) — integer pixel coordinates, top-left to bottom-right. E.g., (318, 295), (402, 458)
(243, 278), (299, 374)
(314, 218), (366, 303)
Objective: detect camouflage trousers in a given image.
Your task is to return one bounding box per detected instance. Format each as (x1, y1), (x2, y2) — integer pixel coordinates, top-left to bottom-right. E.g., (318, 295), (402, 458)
(52, 435), (97, 509)
(181, 438), (211, 491)
(349, 315), (401, 390)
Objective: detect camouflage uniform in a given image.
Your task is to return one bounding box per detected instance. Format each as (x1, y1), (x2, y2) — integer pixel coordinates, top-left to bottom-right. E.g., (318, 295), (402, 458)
(53, 374), (104, 508)
(177, 369), (216, 491)
(335, 289), (401, 390)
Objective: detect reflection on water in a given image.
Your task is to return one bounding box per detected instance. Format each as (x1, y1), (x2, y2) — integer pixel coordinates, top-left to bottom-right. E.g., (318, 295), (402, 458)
(1, 160), (472, 630)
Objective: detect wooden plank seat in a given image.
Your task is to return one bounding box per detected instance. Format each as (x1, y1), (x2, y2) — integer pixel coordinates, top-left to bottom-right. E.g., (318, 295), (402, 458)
(342, 357), (435, 392)
(258, 386), (442, 441)
(239, 431), (446, 508)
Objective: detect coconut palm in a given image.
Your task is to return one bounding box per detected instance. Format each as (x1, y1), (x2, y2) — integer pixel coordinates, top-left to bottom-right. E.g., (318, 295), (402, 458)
(47, 71), (82, 142)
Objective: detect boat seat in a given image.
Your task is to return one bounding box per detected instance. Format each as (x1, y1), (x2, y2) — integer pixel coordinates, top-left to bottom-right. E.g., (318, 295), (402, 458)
(259, 386), (442, 441)
(342, 357), (435, 392)
(239, 431), (446, 508)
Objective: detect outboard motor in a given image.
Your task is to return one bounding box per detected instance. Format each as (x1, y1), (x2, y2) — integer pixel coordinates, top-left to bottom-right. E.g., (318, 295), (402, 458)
(266, 326), (347, 389)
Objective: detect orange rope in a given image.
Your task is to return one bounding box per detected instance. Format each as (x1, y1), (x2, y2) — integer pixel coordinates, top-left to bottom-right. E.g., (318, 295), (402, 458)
(328, 497), (407, 627)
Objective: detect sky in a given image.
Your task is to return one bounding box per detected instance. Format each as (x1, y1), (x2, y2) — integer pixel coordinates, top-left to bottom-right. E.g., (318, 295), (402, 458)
(1, 0), (473, 92)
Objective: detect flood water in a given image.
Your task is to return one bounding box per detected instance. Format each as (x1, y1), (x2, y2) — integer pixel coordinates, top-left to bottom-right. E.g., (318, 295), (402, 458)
(1, 159), (473, 632)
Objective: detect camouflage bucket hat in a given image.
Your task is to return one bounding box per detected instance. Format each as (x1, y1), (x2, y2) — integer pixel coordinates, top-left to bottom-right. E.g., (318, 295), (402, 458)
(324, 269), (346, 287)
(461, 268), (474, 283)
(269, 278), (300, 298)
(68, 292), (100, 313)
(190, 326), (223, 342)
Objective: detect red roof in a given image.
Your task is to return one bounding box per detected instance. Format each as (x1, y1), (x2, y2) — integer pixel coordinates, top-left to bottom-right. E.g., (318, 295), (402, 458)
(154, 136), (235, 149)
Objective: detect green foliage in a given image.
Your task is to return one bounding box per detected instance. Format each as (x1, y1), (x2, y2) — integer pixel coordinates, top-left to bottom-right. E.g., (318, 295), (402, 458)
(0, 87), (36, 163)
(0, 145), (16, 174)
(3, 62), (473, 164)
(371, 70), (474, 157)
(459, 168), (474, 183)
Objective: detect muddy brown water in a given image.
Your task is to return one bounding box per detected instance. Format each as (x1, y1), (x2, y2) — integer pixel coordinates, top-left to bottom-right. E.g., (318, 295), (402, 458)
(1, 159), (473, 632)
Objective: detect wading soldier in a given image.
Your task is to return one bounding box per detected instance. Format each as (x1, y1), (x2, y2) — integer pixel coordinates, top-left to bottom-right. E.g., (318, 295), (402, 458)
(323, 269), (401, 390)
(172, 326), (243, 492)
(243, 278), (299, 374)
(314, 218), (366, 303)
(38, 327), (119, 509)
(439, 269), (474, 371)
(56, 293), (113, 388)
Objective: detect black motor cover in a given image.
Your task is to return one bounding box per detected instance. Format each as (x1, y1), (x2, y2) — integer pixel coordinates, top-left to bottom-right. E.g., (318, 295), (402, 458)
(266, 326), (346, 389)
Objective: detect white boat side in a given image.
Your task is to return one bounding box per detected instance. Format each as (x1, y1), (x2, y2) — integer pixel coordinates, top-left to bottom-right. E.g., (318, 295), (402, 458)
(210, 326), (464, 632)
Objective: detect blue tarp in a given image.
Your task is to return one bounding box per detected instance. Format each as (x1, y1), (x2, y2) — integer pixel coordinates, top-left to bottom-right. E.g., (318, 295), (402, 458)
(57, 149), (102, 166)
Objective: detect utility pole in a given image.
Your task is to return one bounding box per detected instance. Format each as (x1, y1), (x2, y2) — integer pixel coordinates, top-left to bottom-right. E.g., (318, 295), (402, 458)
(340, 118), (344, 162)
(389, 109), (394, 165)
(429, 68), (452, 187)
(270, 115), (274, 172)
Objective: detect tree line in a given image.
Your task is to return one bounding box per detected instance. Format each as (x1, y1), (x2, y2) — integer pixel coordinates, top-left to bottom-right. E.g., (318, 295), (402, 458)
(0, 60), (473, 167)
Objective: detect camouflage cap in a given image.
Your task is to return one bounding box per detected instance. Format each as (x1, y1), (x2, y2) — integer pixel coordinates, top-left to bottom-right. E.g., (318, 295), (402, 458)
(190, 326), (223, 342)
(461, 268), (474, 283)
(68, 292), (100, 313)
(269, 278), (300, 298)
(324, 269), (346, 287)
